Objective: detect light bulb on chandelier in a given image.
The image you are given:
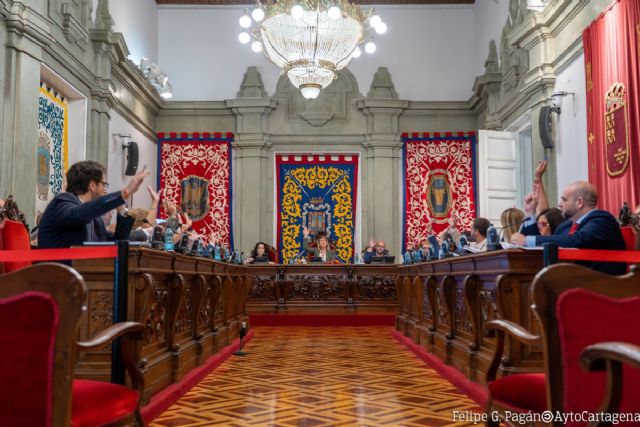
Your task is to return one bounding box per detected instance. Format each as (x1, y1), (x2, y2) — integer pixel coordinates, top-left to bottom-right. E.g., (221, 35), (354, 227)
(238, 0), (386, 99)
(251, 8), (265, 21)
(239, 13), (252, 28)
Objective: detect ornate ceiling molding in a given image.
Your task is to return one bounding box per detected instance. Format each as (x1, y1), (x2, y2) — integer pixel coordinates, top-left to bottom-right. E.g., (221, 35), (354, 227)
(156, 0), (473, 5)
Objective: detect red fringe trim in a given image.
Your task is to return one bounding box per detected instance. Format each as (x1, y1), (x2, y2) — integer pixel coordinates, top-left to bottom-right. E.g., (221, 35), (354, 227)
(156, 132), (234, 140)
(402, 131), (476, 139)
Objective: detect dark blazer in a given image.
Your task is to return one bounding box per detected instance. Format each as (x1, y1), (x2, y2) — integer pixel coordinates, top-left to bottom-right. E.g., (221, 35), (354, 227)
(520, 220), (540, 236)
(303, 238), (337, 262)
(534, 209), (626, 275)
(38, 191), (134, 250)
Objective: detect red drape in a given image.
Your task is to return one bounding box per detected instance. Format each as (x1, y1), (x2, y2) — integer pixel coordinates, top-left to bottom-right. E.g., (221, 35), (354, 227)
(583, 0), (640, 213)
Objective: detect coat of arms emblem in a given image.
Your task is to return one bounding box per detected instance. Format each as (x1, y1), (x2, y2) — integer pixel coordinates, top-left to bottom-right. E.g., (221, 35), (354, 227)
(605, 83), (629, 176)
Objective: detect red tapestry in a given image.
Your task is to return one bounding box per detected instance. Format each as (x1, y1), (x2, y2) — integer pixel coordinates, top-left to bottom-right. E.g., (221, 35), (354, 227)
(157, 132), (234, 248)
(583, 0), (640, 212)
(402, 132), (477, 247)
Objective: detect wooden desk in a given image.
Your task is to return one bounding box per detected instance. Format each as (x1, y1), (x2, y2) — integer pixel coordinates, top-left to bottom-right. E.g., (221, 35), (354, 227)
(73, 248), (250, 403)
(397, 249), (545, 383)
(70, 247), (544, 401)
(246, 263), (399, 313)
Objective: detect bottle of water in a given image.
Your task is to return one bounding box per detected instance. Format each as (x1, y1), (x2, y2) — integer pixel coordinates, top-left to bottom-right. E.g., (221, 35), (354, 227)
(214, 244), (221, 261)
(354, 252), (361, 264)
(404, 251), (412, 264)
(196, 239), (203, 257)
(164, 227), (174, 251)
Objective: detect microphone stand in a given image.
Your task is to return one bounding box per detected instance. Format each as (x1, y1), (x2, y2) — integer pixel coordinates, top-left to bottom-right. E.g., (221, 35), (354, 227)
(234, 322), (248, 356)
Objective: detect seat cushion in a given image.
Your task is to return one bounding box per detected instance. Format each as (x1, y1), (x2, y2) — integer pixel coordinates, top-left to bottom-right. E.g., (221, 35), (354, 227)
(71, 379), (139, 427)
(488, 373), (547, 414)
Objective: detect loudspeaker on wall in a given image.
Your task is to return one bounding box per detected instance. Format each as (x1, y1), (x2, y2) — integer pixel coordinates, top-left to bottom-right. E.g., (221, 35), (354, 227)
(124, 141), (139, 176)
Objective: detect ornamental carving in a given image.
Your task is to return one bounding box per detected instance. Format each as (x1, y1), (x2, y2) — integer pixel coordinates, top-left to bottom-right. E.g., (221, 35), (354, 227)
(146, 290), (168, 345)
(286, 275), (345, 300)
(175, 285), (193, 335)
(455, 288), (472, 333)
(197, 286), (211, 331)
(89, 291), (112, 351)
(436, 287), (449, 326)
(422, 286), (432, 321)
(250, 276), (277, 300)
(355, 276), (397, 300)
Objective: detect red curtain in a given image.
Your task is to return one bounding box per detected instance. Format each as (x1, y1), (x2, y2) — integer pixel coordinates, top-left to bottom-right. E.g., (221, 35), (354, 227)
(583, 0), (640, 213)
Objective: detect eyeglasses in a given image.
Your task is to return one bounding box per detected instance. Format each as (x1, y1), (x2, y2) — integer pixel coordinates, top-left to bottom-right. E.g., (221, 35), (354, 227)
(100, 181), (110, 190)
(537, 221), (550, 228)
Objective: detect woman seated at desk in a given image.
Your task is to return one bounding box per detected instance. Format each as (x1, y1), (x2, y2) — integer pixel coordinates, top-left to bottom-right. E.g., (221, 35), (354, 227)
(302, 226), (338, 262)
(244, 241), (275, 264)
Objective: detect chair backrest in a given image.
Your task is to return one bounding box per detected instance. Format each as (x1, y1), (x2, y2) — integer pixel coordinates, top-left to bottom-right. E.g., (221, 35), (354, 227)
(0, 263), (87, 426)
(621, 226), (636, 251)
(531, 264), (640, 420)
(0, 219), (31, 273)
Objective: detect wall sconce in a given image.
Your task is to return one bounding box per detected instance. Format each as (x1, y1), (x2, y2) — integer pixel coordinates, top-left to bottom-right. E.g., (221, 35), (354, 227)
(549, 91), (575, 116)
(526, 0), (550, 12)
(137, 58), (173, 99)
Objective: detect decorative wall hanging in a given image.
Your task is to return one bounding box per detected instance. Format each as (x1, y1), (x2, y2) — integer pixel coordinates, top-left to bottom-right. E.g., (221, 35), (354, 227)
(402, 132), (477, 248)
(37, 83), (68, 215)
(276, 154), (358, 263)
(157, 132), (234, 249)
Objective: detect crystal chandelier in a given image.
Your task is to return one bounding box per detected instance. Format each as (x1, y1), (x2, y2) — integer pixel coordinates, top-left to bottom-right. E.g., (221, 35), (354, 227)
(238, 0), (386, 99)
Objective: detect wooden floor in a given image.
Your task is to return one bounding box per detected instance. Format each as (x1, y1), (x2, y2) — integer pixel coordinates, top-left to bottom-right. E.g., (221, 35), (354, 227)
(150, 327), (481, 427)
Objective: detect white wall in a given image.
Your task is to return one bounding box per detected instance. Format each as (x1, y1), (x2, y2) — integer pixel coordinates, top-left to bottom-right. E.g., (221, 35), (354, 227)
(472, 0), (510, 78)
(110, 0), (158, 65)
(107, 110), (157, 210)
(553, 53), (589, 194)
(157, 5), (476, 101)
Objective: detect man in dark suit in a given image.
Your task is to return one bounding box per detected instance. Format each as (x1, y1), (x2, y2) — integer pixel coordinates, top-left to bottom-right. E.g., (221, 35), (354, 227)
(510, 181), (626, 275)
(38, 160), (149, 249)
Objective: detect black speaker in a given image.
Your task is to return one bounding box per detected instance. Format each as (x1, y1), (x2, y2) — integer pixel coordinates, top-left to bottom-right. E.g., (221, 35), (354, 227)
(539, 106), (555, 149)
(124, 141), (139, 176)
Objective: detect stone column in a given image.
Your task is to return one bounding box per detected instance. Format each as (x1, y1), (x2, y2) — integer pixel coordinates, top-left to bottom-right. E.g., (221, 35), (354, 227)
(357, 106), (408, 257)
(226, 67), (277, 252)
(0, 1), (49, 224)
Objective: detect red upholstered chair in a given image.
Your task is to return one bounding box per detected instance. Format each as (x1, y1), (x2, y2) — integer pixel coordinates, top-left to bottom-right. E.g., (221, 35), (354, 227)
(485, 264), (640, 427)
(621, 226), (637, 251)
(0, 219), (31, 273)
(581, 341), (640, 426)
(0, 263), (145, 427)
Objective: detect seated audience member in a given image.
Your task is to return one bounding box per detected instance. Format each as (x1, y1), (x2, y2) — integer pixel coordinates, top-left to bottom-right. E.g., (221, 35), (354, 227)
(536, 207), (563, 236)
(500, 207), (524, 242)
(244, 241), (274, 264)
(470, 218), (490, 251)
(362, 238), (376, 256)
(129, 186), (161, 241)
(364, 240), (388, 264)
(302, 227), (337, 262)
(38, 160), (149, 249)
(510, 181), (626, 275)
(520, 160), (551, 236)
(438, 214), (461, 245)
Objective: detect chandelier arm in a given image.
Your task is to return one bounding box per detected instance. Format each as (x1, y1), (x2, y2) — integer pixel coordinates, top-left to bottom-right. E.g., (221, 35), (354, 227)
(311, 6), (320, 63)
(262, 29), (292, 66)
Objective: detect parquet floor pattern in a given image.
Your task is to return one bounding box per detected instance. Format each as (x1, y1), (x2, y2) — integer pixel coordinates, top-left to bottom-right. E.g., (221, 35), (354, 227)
(150, 327), (481, 427)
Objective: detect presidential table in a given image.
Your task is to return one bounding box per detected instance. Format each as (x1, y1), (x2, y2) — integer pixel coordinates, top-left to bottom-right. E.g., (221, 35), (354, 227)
(71, 248), (544, 404)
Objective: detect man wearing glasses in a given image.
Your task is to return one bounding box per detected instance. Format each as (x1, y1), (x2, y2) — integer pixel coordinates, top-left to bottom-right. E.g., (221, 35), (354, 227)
(38, 160), (149, 249)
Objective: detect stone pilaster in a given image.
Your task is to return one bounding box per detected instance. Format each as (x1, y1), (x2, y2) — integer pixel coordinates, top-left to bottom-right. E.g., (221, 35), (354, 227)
(357, 98), (408, 258)
(226, 92), (278, 252)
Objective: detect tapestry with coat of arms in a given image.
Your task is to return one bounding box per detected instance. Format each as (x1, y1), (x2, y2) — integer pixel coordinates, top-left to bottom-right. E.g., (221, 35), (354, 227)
(157, 132), (234, 249)
(402, 132), (477, 248)
(37, 83), (68, 215)
(276, 154), (358, 264)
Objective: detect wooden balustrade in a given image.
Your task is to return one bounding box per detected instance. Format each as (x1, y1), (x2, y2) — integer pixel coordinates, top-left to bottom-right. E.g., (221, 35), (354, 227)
(72, 248), (250, 404)
(69, 247), (544, 402)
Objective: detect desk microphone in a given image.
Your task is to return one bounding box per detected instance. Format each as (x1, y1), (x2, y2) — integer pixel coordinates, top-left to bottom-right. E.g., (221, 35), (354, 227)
(289, 251), (305, 264)
(487, 226), (499, 251)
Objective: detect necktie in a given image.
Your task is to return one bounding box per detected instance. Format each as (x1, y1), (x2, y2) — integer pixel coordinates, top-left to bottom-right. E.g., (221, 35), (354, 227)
(568, 222), (579, 235)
